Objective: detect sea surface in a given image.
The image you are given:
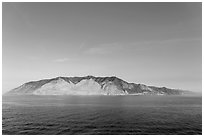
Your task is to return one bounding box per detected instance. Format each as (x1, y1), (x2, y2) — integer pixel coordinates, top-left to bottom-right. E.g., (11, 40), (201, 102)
(2, 95), (202, 135)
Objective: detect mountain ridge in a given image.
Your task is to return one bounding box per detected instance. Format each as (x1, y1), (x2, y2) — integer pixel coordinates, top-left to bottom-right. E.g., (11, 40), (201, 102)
(6, 75), (189, 95)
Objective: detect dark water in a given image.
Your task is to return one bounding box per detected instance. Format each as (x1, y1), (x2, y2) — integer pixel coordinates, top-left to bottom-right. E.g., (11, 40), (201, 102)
(2, 95), (202, 135)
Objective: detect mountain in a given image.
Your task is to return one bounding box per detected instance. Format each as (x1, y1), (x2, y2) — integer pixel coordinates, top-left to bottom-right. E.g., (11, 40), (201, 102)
(6, 76), (189, 95)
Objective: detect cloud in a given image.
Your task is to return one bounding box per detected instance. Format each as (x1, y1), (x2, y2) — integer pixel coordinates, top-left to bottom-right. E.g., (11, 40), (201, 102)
(53, 58), (70, 63)
(83, 38), (200, 55)
(85, 47), (110, 54)
(79, 41), (86, 49)
(84, 43), (121, 55)
(27, 56), (39, 60)
(131, 37), (201, 46)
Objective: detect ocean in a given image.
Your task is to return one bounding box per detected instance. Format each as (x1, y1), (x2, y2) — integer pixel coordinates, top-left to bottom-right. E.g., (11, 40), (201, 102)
(2, 95), (202, 135)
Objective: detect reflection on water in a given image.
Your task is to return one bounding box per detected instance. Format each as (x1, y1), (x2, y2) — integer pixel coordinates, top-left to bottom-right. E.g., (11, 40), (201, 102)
(2, 95), (202, 135)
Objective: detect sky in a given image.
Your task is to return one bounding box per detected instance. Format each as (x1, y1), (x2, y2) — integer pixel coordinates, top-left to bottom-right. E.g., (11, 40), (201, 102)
(2, 2), (202, 93)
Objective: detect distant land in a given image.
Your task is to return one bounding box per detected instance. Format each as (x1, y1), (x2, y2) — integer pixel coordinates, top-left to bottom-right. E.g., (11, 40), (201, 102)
(6, 75), (192, 96)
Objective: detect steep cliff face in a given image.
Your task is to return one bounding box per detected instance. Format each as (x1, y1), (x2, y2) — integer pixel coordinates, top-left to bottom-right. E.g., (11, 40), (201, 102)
(6, 76), (185, 95)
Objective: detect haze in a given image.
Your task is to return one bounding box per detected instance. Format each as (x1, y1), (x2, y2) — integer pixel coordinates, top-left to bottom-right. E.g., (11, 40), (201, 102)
(2, 3), (202, 93)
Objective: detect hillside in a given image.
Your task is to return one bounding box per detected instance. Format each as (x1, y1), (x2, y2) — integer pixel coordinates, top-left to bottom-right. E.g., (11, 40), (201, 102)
(6, 76), (187, 95)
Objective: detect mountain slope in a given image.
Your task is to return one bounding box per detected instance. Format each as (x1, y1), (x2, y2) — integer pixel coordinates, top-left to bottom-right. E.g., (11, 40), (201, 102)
(6, 76), (187, 95)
